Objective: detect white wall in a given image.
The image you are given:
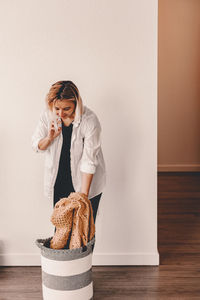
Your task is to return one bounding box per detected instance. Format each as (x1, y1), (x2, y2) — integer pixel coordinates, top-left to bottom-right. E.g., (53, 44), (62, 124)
(0, 0), (158, 266)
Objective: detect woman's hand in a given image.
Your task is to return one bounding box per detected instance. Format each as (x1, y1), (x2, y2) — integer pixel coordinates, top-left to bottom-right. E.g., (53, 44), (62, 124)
(77, 192), (89, 198)
(47, 118), (62, 141)
(38, 118), (61, 150)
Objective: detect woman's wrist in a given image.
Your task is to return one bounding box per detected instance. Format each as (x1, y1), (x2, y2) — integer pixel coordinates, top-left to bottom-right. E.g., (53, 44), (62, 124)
(38, 136), (53, 150)
(46, 136), (54, 142)
(79, 192), (88, 197)
(81, 173), (93, 199)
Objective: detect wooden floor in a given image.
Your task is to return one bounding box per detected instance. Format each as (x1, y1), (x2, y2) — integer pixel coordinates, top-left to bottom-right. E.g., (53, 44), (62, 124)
(1, 172), (200, 299)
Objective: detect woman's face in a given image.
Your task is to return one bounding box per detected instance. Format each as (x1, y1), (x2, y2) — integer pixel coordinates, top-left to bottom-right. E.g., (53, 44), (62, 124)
(54, 99), (76, 120)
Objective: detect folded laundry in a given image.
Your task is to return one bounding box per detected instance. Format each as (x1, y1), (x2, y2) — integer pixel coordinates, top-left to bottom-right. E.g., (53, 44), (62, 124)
(50, 192), (95, 250)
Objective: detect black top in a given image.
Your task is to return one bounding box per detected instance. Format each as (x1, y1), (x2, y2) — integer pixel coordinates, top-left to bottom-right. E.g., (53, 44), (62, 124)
(54, 121), (75, 197)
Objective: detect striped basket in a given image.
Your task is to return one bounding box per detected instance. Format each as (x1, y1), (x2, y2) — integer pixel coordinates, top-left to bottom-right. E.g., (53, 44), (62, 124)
(36, 236), (95, 300)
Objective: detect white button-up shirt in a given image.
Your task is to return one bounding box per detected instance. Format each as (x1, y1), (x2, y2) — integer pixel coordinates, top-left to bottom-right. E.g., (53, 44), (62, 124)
(31, 105), (106, 200)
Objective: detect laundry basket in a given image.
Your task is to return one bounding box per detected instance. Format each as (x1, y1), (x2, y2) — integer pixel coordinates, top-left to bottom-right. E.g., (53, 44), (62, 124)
(36, 236), (95, 300)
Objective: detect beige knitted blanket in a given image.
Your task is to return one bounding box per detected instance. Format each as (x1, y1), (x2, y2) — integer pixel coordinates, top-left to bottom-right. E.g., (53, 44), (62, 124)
(50, 192), (95, 250)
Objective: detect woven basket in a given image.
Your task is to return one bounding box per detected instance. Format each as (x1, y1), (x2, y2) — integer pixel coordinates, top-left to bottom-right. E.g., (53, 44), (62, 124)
(36, 236), (95, 300)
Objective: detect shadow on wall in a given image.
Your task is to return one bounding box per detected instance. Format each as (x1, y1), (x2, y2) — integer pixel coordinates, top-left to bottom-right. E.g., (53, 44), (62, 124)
(102, 94), (137, 195)
(0, 240), (5, 265)
(100, 89), (140, 252)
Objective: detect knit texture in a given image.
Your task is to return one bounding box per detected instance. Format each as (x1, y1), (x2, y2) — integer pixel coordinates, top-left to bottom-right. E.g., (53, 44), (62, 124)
(50, 192), (95, 250)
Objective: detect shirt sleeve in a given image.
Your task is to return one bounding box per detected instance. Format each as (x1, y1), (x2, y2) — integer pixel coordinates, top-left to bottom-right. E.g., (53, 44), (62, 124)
(80, 115), (102, 174)
(31, 109), (49, 153)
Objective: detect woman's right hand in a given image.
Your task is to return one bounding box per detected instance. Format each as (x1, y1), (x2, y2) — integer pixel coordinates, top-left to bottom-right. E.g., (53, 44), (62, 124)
(47, 118), (62, 141)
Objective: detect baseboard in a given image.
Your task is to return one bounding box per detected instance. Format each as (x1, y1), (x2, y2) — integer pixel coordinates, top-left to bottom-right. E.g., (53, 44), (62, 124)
(93, 251), (159, 266)
(0, 251), (159, 266)
(158, 164), (200, 172)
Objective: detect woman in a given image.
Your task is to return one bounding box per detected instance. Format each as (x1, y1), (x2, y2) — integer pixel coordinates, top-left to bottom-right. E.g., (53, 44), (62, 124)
(31, 80), (106, 224)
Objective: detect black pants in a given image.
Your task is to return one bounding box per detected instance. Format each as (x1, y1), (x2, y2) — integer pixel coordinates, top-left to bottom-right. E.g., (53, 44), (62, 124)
(53, 188), (102, 224)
